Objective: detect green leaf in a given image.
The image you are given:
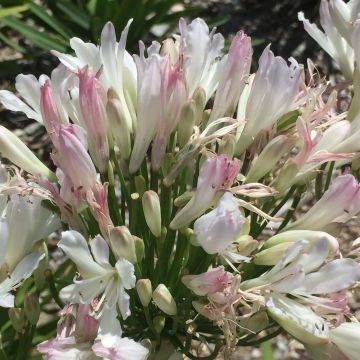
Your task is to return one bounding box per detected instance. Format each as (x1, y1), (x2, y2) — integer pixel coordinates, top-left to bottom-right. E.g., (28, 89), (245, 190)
(277, 109), (300, 131)
(0, 4), (28, 18)
(27, 2), (72, 39)
(0, 30), (25, 52)
(55, 0), (90, 30)
(1, 16), (69, 51)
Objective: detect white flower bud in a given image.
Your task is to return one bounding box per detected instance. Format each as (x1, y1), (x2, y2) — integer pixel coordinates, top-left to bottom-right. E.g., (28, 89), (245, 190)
(109, 226), (137, 263)
(142, 191), (162, 237)
(153, 284), (177, 316)
(136, 279), (152, 307)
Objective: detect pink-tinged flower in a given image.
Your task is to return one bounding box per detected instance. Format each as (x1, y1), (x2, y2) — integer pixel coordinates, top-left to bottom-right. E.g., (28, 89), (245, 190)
(293, 118), (353, 169)
(209, 31), (252, 122)
(40, 80), (64, 145)
(242, 237), (360, 296)
(236, 45), (302, 154)
(0, 66), (70, 125)
(86, 183), (113, 240)
(78, 67), (109, 172)
(53, 124), (97, 207)
(37, 303), (99, 359)
(299, 0), (356, 79)
(192, 192), (244, 254)
(59, 231), (135, 320)
(179, 18), (225, 100)
(129, 44), (186, 172)
(182, 267), (233, 296)
(170, 155), (240, 229)
(92, 334), (148, 360)
(285, 174), (360, 231)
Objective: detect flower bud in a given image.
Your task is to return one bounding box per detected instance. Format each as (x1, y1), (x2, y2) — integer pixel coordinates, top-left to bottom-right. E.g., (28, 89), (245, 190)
(9, 308), (25, 333)
(254, 242), (293, 265)
(107, 161), (115, 187)
(218, 134), (236, 158)
(245, 135), (291, 183)
(133, 236), (145, 262)
(24, 293), (40, 325)
(107, 90), (131, 159)
(192, 87), (206, 125)
(135, 175), (146, 197)
(153, 315), (166, 334)
(142, 191), (162, 237)
(33, 240), (48, 291)
(153, 284), (177, 316)
(136, 279), (152, 307)
(257, 231), (339, 265)
(109, 226), (137, 263)
(0, 125), (55, 180)
(178, 100), (196, 147)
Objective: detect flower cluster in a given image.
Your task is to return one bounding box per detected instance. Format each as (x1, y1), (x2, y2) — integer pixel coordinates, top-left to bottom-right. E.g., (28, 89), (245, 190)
(1, 2), (360, 359)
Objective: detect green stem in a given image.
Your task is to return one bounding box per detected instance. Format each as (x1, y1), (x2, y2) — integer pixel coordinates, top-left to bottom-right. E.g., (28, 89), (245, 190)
(108, 181), (124, 226)
(260, 341), (275, 360)
(111, 149), (132, 207)
(324, 161), (335, 192)
(276, 188), (302, 233)
(315, 163), (327, 200)
(45, 269), (64, 308)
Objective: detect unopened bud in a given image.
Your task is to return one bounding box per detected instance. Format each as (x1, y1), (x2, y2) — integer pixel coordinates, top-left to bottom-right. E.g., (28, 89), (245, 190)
(153, 315), (166, 334)
(246, 135), (291, 183)
(135, 175), (147, 197)
(24, 293), (40, 325)
(33, 240), (48, 291)
(133, 236), (145, 262)
(107, 161), (115, 186)
(0, 125), (55, 180)
(109, 226), (137, 263)
(254, 230), (339, 265)
(273, 162), (298, 194)
(178, 100), (196, 147)
(153, 284), (177, 316)
(107, 90), (131, 159)
(218, 134), (236, 158)
(254, 242), (293, 265)
(9, 308), (25, 333)
(136, 279), (152, 307)
(192, 87), (206, 125)
(142, 191), (162, 237)
(174, 190), (193, 208)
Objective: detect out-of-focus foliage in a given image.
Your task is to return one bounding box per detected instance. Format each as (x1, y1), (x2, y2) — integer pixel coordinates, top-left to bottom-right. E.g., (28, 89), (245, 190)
(0, 0), (202, 54)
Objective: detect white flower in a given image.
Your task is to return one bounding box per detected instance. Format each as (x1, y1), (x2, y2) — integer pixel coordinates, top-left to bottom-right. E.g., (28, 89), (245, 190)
(192, 192), (244, 255)
(59, 231), (136, 319)
(299, 0), (357, 79)
(92, 334), (148, 360)
(330, 322), (360, 360)
(0, 194), (60, 307)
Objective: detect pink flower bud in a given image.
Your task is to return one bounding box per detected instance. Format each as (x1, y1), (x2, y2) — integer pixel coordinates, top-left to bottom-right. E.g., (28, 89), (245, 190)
(78, 67), (109, 172)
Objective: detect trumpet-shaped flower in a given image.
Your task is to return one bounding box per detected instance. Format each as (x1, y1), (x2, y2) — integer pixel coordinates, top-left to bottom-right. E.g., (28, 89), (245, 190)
(285, 174), (360, 231)
(235, 45), (302, 154)
(58, 231), (136, 319)
(209, 31), (252, 122)
(299, 0), (357, 79)
(179, 18), (226, 101)
(92, 334), (149, 360)
(170, 155), (240, 229)
(192, 192), (244, 255)
(0, 194), (60, 307)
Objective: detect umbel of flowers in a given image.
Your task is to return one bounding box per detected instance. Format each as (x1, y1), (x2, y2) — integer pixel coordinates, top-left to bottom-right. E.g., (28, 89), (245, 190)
(1, 1), (360, 358)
